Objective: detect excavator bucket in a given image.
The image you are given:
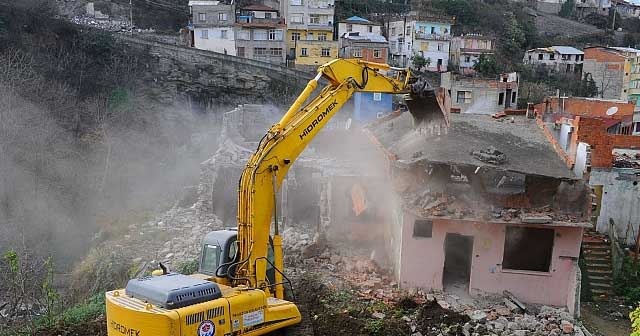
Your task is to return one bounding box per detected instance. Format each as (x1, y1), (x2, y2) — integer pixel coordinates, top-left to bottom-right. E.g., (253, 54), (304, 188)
(405, 75), (450, 133)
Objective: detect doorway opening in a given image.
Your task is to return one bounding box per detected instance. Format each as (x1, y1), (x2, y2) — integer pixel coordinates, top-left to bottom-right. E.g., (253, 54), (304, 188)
(443, 233), (474, 291)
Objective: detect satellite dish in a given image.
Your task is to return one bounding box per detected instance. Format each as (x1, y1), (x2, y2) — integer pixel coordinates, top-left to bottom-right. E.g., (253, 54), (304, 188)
(345, 118), (352, 130)
(606, 106), (618, 116)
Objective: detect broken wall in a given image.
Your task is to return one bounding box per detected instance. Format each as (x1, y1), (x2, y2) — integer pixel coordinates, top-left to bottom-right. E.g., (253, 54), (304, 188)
(589, 168), (640, 245)
(397, 215), (584, 312)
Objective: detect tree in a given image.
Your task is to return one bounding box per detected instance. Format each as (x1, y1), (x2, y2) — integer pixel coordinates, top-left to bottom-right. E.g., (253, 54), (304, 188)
(499, 12), (526, 65)
(559, 0), (575, 18)
(580, 73), (599, 98)
(473, 54), (499, 77)
(411, 54), (430, 71)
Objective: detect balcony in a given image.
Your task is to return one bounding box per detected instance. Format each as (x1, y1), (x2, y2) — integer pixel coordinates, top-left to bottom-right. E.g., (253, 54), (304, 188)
(307, 22), (333, 30)
(236, 16), (283, 27)
(415, 32), (451, 41)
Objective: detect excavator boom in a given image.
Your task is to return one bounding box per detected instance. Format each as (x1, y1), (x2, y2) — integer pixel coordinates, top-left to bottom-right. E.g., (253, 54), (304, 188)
(105, 58), (448, 336)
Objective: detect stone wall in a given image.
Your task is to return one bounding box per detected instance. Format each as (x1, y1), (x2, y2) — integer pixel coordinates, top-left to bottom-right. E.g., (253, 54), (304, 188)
(115, 35), (313, 105)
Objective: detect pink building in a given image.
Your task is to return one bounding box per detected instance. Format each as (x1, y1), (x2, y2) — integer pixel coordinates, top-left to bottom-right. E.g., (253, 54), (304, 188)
(366, 112), (591, 315)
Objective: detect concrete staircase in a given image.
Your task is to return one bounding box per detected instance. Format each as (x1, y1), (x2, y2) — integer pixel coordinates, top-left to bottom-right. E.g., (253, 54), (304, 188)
(582, 234), (614, 298)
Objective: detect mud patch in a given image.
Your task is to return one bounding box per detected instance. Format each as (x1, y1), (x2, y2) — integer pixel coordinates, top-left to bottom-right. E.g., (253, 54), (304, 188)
(416, 300), (470, 336)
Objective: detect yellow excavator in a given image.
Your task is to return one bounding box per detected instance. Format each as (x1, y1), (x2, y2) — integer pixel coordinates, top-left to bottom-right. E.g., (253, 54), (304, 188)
(105, 58), (448, 336)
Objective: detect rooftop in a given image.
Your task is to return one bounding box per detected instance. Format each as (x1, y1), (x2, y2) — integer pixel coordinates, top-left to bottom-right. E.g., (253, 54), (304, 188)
(342, 16), (374, 24)
(367, 112), (578, 180)
(340, 32), (387, 43)
(240, 4), (278, 11)
(527, 46), (583, 55)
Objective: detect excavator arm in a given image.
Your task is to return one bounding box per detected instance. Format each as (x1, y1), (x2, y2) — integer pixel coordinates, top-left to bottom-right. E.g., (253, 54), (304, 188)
(234, 58), (447, 298)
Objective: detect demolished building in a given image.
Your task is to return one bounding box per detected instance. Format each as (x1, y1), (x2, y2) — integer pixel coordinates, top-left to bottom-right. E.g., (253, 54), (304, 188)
(366, 112), (591, 315)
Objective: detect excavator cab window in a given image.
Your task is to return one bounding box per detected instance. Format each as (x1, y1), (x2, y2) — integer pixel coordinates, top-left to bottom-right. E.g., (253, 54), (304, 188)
(200, 244), (220, 275)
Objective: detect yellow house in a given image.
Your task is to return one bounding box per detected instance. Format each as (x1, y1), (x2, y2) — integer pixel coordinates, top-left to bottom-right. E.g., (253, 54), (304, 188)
(294, 39), (338, 67)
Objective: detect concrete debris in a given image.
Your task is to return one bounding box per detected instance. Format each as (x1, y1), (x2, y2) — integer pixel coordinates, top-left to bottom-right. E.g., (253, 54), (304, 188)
(471, 146), (507, 165)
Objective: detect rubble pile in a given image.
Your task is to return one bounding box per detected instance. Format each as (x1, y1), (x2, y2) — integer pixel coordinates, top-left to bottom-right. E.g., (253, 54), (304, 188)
(402, 189), (475, 218)
(472, 146), (507, 165)
(613, 153), (640, 169)
(113, 204), (223, 274)
(70, 15), (133, 31)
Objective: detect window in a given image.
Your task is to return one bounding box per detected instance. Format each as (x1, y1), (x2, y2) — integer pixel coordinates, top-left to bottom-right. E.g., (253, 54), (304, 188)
(309, 14), (320, 24)
(373, 92), (382, 101)
(437, 43), (443, 51)
(218, 12), (227, 21)
(368, 26), (373, 33)
(264, 12), (272, 19)
(291, 0), (302, 5)
(200, 29), (209, 39)
(465, 56), (471, 63)
(391, 27), (396, 35)
(301, 47), (308, 56)
(268, 29), (277, 40)
(321, 48), (330, 57)
(291, 32), (301, 41)
(528, 55), (532, 61)
(413, 220), (433, 238)
(406, 26), (411, 35)
(373, 49), (381, 58)
(291, 14), (303, 23)
(318, 33), (327, 41)
(254, 47), (268, 55)
(270, 48), (283, 56)
(347, 23), (353, 31)
(430, 27), (435, 34)
(198, 13), (206, 21)
(352, 48), (362, 58)
(200, 244), (220, 274)
(220, 29), (227, 39)
(550, 53), (555, 60)
(512, 92), (517, 104)
(502, 226), (554, 272)
(237, 47), (245, 57)
(538, 53), (543, 60)
(254, 29), (268, 40)
(456, 90), (472, 104)
(498, 92), (505, 105)
(238, 29), (250, 40)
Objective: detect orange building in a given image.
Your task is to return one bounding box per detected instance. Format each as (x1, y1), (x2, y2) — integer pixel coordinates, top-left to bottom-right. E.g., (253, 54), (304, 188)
(338, 32), (388, 64)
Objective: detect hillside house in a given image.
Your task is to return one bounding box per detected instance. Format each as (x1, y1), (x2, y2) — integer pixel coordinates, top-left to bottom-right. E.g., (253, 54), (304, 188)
(366, 111), (590, 315)
(388, 15), (453, 71)
(235, 4), (286, 63)
(441, 72), (519, 115)
(189, 0), (236, 55)
(337, 16), (382, 37)
(583, 46), (640, 103)
(450, 34), (496, 75)
(523, 46), (584, 74)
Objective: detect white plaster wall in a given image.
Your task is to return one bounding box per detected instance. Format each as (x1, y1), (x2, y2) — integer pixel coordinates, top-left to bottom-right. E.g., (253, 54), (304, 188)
(559, 123), (572, 151)
(573, 142), (589, 178)
(194, 28), (237, 55)
(590, 169), (640, 244)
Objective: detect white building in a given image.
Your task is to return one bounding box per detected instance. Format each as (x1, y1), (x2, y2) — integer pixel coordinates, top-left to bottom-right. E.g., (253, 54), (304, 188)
(523, 46), (584, 73)
(189, 0), (237, 55)
(337, 16), (382, 37)
(388, 16), (453, 72)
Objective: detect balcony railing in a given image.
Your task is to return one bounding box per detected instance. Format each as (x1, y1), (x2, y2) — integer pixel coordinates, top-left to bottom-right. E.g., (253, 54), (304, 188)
(415, 32), (451, 41)
(236, 16), (282, 25)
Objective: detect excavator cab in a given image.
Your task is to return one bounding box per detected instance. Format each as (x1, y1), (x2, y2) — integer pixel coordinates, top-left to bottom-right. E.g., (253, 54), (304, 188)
(200, 229), (276, 287)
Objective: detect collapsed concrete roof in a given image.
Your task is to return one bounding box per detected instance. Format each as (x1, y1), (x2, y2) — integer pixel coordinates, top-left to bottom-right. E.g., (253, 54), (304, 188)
(367, 112), (578, 180)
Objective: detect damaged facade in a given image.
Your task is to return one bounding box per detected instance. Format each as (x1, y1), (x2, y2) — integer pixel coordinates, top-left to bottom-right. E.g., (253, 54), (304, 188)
(365, 111), (590, 315)
(535, 97), (640, 245)
(441, 72), (520, 115)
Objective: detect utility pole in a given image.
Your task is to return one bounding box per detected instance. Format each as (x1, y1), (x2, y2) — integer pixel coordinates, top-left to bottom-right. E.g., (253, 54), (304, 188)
(611, 5), (616, 32)
(130, 0), (133, 29)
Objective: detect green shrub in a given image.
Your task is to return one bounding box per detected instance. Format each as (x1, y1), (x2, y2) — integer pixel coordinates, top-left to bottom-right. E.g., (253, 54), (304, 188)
(177, 259), (199, 275)
(61, 294), (105, 326)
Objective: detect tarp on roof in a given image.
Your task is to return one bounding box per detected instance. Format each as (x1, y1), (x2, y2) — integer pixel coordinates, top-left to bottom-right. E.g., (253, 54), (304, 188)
(345, 16), (372, 23)
(551, 46), (584, 55)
